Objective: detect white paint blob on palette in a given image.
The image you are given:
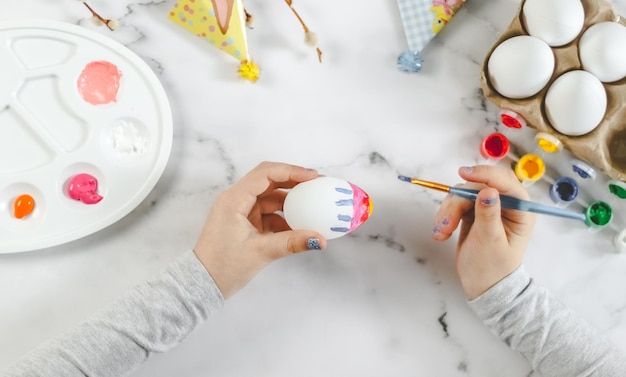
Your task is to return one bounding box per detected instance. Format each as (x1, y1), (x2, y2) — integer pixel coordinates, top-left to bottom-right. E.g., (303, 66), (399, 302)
(0, 20), (173, 253)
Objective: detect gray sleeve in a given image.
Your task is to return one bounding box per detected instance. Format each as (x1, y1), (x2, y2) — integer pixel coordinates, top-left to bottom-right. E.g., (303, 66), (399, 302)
(469, 265), (626, 377)
(3, 250), (224, 377)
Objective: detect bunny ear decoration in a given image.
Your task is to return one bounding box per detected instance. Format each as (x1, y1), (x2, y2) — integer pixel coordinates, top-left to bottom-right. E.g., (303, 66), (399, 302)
(211, 0), (235, 34)
(169, 0), (259, 82)
(396, 0), (466, 73)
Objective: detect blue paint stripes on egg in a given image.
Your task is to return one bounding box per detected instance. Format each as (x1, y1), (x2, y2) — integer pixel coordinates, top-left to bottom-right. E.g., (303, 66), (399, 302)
(335, 199), (354, 206)
(335, 187), (353, 195)
(337, 214), (353, 222)
(330, 227), (350, 233)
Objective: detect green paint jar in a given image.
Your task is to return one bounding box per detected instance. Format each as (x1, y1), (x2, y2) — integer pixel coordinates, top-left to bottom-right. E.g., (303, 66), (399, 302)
(585, 201), (613, 228)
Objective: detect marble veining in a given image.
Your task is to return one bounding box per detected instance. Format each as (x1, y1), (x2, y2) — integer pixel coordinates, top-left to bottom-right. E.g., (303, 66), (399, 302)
(1, 0), (626, 376)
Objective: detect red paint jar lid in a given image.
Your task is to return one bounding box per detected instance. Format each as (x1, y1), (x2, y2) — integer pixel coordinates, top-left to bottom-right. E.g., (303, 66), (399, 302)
(499, 109), (526, 129)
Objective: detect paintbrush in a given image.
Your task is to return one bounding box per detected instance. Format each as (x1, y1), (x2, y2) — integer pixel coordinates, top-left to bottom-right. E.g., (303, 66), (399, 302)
(398, 175), (587, 222)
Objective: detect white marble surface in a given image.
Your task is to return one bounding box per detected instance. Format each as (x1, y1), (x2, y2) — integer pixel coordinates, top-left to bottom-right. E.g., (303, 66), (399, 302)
(2, 0), (626, 376)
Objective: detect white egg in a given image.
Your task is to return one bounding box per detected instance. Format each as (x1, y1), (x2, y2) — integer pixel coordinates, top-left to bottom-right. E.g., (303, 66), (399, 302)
(544, 70), (607, 136)
(283, 177), (372, 240)
(579, 22), (626, 83)
(487, 36), (555, 99)
(523, 0), (585, 46)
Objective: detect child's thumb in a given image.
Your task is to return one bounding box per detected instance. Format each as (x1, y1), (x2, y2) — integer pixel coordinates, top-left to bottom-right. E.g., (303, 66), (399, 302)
(258, 230), (327, 260)
(473, 187), (504, 238)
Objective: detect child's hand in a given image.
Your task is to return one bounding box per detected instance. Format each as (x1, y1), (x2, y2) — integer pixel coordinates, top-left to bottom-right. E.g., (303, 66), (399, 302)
(193, 161), (328, 299)
(432, 165), (536, 300)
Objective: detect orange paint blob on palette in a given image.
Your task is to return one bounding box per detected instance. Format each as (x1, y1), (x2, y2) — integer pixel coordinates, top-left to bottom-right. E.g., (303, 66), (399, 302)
(13, 194), (35, 219)
(0, 20), (173, 253)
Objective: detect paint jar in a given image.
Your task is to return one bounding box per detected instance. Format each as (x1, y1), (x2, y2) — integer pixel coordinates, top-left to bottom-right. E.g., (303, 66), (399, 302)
(499, 109), (526, 130)
(534, 132), (562, 154)
(584, 200), (613, 230)
(614, 228), (626, 253)
(514, 153), (545, 186)
(531, 133), (562, 185)
(549, 176), (578, 207)
(480, 132), (510, 160)
(571, 159), (597, 180)
(608, 180), (626, 200)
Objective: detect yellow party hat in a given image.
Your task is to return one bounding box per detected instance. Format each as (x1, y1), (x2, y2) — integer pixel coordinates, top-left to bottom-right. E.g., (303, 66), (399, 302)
(169, 0), (250, 63)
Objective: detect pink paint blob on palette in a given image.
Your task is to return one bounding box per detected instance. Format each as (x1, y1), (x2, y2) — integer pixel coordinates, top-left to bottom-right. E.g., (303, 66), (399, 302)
(0, 20), (173, 253)
(77, 61), (122, 105)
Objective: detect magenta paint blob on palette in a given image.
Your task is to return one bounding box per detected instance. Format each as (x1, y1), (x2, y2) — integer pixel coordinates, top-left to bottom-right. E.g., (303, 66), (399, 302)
(0, 20), (173, 253)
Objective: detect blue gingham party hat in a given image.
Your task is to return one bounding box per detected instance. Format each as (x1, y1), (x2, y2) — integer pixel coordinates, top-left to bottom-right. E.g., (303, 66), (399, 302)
(396, 0), (466, 73)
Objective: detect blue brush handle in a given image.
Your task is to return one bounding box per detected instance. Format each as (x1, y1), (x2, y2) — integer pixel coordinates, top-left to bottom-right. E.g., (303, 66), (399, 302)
(449, 187), (587, 222)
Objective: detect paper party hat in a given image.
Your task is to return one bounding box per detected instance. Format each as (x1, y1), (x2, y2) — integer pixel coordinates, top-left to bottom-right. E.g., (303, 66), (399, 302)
(169, 0), (251, 64)
(169, 0), (324, 82)
(396, 0), (466, 73)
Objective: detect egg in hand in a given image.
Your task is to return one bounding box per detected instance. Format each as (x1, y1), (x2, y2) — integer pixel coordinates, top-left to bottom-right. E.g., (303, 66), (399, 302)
(283, 177), (373, 240)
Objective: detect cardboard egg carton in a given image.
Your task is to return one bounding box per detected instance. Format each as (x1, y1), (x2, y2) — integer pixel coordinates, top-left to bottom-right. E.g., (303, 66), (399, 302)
(481, 0), (626, 182)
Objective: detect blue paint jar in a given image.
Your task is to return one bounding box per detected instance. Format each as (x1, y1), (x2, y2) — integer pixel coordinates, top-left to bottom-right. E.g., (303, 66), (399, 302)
(549, 176), (579, 205)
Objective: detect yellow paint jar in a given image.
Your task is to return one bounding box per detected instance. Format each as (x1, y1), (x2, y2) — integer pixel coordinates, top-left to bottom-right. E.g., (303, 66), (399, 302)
(514, 153), (546, 185)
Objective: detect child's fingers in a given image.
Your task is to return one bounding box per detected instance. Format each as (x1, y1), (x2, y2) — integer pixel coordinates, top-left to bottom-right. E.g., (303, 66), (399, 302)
(228, 161), (319, 214)
(257, 190), (288, 214)
(459, 165), (535, 233)
(458, 165), (529, 200)
(433, 184), (478, 240)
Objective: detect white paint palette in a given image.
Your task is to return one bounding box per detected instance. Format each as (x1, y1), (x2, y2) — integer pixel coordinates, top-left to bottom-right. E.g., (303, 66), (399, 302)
(0, 20), (173, 253)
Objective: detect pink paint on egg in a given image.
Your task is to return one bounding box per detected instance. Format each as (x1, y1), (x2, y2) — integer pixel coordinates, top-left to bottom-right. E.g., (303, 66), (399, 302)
(348, 182), (373, 232)
(77, 61), (122, 105)
(67, 174), (103, 204)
